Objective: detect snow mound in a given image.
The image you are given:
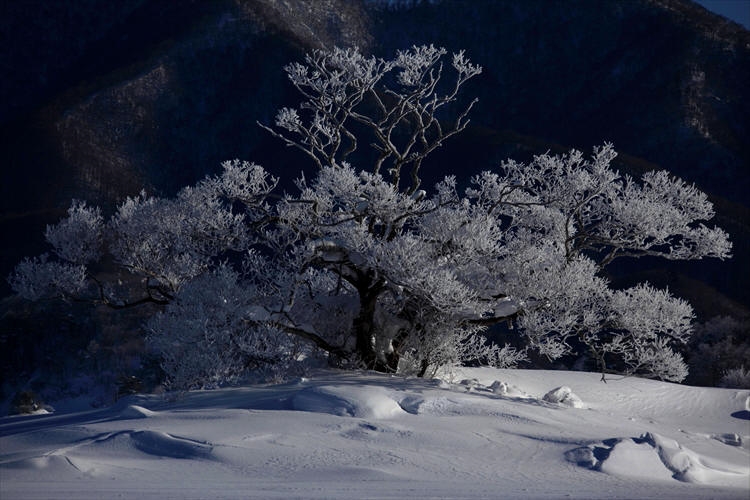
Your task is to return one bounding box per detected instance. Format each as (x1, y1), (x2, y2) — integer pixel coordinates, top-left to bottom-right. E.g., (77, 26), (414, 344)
(597, 436), (676, 481)
(449, 378), (531, 398)
(119, 405), (156, 419)
(1, 429), (213, 476)
(542, 386), (584, 408)
(130, 430), (213, 459)
(395, 394), (540, 423)
(488, 380), (531, 398)
(567, 432), (750, 488)
(459, 378), (481, 391)
(713, 433), (743, 447)
(292, 385), (405, 419)
(3, 369), (749, 499)
(397, 395), (456, 416)
(646, 432), (749, 487)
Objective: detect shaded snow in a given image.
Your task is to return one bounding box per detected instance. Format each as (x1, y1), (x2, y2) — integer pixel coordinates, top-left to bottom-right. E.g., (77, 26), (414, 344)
(1, 368), (748, 499)
(119, 405), (157, 419)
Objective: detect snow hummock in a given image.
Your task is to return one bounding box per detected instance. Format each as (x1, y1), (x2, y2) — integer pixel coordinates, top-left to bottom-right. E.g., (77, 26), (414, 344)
(568, 432), (750, 489)
(489, 380), (531, 398)
(292, 385), (405, 419)
(119, 405), (157, 419)
(542, 385), (585, 408)
(1, 368), (748, 499)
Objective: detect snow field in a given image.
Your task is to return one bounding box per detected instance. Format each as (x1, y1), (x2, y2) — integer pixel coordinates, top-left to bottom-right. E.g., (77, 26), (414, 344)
(1, 368), (748, 499)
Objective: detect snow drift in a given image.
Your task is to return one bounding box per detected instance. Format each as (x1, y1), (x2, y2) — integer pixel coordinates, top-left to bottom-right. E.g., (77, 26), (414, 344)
(1, 369), (748, 499)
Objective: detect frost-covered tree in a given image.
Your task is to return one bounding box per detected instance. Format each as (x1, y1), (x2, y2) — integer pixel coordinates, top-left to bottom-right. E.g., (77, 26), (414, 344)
(259, 44), (481, 193)
(146, 266), (305, 389)
(9, 46), (731, 387)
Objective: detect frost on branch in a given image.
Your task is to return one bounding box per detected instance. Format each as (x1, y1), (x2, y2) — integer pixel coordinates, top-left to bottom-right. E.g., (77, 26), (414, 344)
(213, 159), (278, 208)
(9, 200), (101, 301)
(394, 44), (446, 86)
(275, 108), (301, 132)
(493, 143), (731, 267)
(108, 160), (276, 294)
(260, 44), (481, 192)
(107, 178), (251, 292)
(8, 254), (87, 301)
(604, 284), (693, 381)
(452, 50), (483, 79)
(10, 161), (276, 307)
(44, 201), (103, 265)
(147, 266), (303, 390)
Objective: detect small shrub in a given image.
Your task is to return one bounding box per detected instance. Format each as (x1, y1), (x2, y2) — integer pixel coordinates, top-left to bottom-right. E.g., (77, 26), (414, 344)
(719, 366), (750, 389)
(11, 390), (43, 414)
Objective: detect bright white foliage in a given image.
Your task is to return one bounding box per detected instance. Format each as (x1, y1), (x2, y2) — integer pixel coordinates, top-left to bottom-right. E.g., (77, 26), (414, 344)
(9, 46), (732, 386)
(146, 266), (301, 390)
(260, 45), (480, 192)
(8, 254), (87, 301)
(44, 201), (103, 265)
(107, 161), (272, 293)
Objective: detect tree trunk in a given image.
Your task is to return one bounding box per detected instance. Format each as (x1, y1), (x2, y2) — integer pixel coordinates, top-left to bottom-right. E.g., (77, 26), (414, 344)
(353, 277), (386, 371)
(354, 291), (378, 369)
(384, 328), (409, 373)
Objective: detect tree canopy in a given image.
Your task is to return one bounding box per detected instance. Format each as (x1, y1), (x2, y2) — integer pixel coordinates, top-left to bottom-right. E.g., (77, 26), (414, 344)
(9, 46), (731, 388)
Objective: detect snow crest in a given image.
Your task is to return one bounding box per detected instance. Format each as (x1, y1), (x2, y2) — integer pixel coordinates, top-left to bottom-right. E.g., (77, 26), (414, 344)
(542, 386), (585, 408)
(292, 385), (405, 419)
(567, 432), (750, 488)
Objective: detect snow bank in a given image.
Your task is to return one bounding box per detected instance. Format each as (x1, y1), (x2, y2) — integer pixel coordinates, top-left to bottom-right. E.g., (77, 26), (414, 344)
(647, 432), (749, 487)
(2, 369), (748, 499)
(119, 405), (156, 419)
(488, 380), (531, 398)
(568, 432), (750, 488)
(129, 430), (213, 459)
(542, 386), (585, 408)
(598, 437), (676, 481)
(292, 385), (405, 419)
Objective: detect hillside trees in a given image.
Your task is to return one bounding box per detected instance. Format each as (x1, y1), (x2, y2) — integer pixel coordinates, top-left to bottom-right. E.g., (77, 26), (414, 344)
(9, 46), (731, 388)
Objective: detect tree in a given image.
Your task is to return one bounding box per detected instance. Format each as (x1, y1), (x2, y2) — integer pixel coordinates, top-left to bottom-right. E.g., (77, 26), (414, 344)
(9, 46), (731, 388)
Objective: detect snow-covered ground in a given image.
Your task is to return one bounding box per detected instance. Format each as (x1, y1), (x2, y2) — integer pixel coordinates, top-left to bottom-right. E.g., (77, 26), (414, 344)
(1, 368), (748, 499)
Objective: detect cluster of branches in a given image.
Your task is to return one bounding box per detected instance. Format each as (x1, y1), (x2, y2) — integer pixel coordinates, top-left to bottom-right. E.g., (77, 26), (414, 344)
(9, 46), (731, 389)
(260, 44), (481, 193)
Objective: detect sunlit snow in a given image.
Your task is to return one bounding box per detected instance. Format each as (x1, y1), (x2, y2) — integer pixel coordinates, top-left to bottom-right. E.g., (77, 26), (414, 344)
(1, 368), (748, 499)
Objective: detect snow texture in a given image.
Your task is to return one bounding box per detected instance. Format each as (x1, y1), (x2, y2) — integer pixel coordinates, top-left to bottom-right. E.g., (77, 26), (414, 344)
(2, 368), (748, 499)
(542, 385), (585, 408)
